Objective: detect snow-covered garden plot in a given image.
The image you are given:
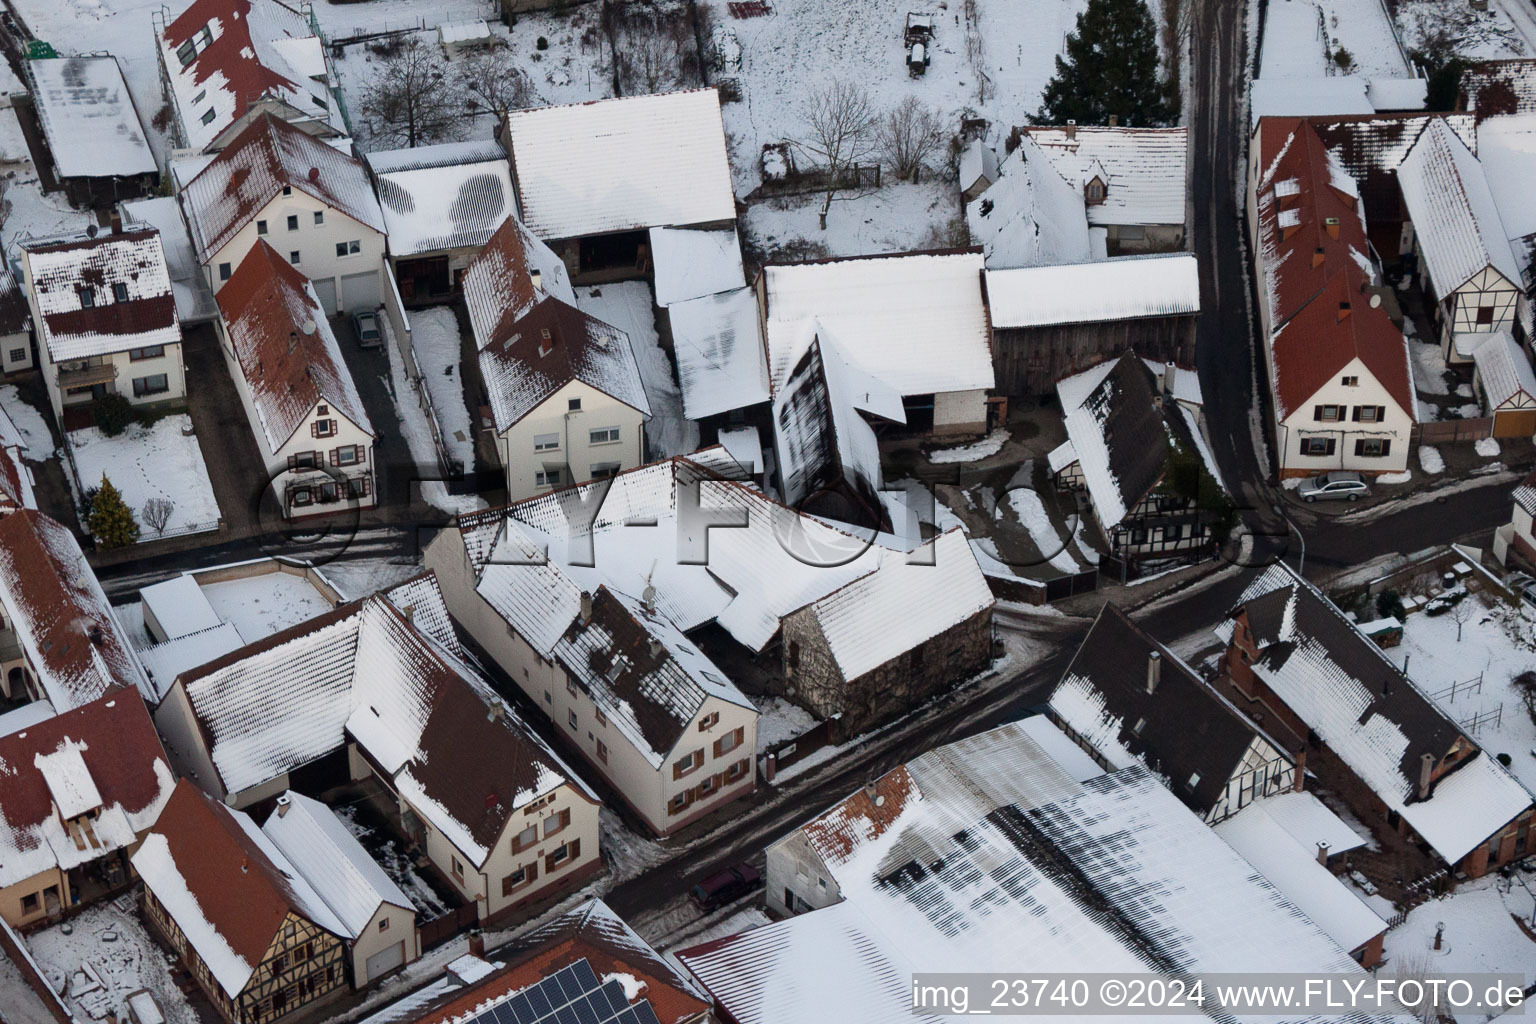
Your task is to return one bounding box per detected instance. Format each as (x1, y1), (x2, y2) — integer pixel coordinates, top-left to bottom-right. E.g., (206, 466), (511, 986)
(707, 0), (1087, 195)
(1274, 0), (1409, 78)
(68, 416), (220, 539)
(1383, 595), (1536, 792)
(199, 571), (337, 639)
(742, 181), (961, 260)
(1384, 878), (1536, 993)
(574, 282), (699, 458)
(1396, 0), (1527, 61)
(407, 307), (475, 473)
(27, 900), (199, 1024)
(0, 386), (54, 459)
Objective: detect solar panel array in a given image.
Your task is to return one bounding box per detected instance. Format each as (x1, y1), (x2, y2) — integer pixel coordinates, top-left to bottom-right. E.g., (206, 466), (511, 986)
(463, 958), (664, 1024)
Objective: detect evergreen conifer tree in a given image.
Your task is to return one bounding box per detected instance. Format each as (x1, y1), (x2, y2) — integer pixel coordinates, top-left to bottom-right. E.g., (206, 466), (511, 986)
(88, 474), (139, 549)
(1036, 0), (1175, 127)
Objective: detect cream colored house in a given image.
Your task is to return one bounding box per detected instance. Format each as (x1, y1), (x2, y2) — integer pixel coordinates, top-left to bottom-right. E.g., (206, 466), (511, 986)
(18, 227), (186, 424)
(215, 242), (376, 518)
(152, 574), (603, 924)
(180, 115), (386, 315)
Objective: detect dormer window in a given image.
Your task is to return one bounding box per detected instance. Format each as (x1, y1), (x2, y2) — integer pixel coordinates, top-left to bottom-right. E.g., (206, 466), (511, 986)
(79, 287), (95, 309)
(1085, 177), (1106, 204)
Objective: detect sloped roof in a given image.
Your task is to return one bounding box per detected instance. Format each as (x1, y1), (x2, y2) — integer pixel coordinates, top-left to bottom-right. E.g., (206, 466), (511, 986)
(1221, 562), (1534, 864)
(964, 136), (1092, 269)
(122, 195), (220, 324)
(0, 265), (29, 336)
(1513, 470), (1536, 517)
(181, 114), (383, 262)
(131, 780), (347, 998)
(1251, 78), (1374, 127)
(29, 57), (156, 179)
(159, 0), (335, 153)
(477, 295), (650, 434)
(648, 226), (745, 306)
(1461, 59), (1536, 119)
(1050, 604), (1293, 815)
(399, 900), (707, 1024)
(1398, 117), (1521, 297)
(505, 89), (736, 240)
(762, 250), (993, 397)
(261, 790), (414, 937)
(1472, 331), (1536, 410)
(0, 511), (151, 709)
(371, 145), (515, 258)
(22, 228), (180, 362)
(667, 286), (770, 420)
(552, 587), (750, 768)
(1309, 112), (1477, 227)
(985, 253), (1200, 328)
(1022, 125), (1188, 226)
(0, 692), (174, 889)
(461, 217), (576, 353)
(216, 241), (372, 451)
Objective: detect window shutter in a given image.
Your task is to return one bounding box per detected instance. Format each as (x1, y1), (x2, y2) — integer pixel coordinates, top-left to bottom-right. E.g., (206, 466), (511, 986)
(713, 736), (723, 758)
(288, 454), (297, 471)
(1313, 405), (1323, 421)
(361, 475), (371, 497)
(329, 448), (339, 467)
(734, 726), (744, 747)
(1324, 438), (1336, 456)
(559, 808), (570, 830)
(528, 862), (538, 883)
(1351, 406), (1361, 422)
(355, 444), (365, 464)
(1377, 406), (1386, 422)
(1354, 439), (1365, 456)
(1379, 439), (1391, 456)
(568, 838), (580, 861)
(673, 759), (683, 781)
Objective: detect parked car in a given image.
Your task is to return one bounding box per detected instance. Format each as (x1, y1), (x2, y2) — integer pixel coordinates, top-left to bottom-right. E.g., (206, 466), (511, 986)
(690, 862), (762, 911)
(1298, 471), (1368, 503)
(352, 309), (382, 349)
(1508, 573), (1536, 615)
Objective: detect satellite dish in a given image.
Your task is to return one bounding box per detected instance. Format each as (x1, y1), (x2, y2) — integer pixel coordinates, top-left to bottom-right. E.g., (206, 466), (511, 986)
(1369, 293), (1382, 309)
(301, 318), (317, 335)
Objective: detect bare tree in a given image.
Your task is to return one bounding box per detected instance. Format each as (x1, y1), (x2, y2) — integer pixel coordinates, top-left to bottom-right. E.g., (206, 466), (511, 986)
(458, 44), (541, 122)
(878, 96), (946, 183)
(795, 80), (879, 230)
(1451, 596), (1474, 642)
(359, 36), (466, 148)
(141, 496), (174, 536)
(616, 30), (677, 94)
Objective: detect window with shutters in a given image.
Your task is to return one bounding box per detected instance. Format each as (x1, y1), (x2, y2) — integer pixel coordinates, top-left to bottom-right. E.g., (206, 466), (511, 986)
(698, 774), (721, 798)
(546, 839), (579, 871)
(673, 749), (703, 778)
(1300, 437), (1335, 456)
(319, 480), (339, 503)
(1341, 376), (1358, 386)
(594, 707), (607, 727)
(725, 758), (749, 783)
(314, 419), (336, 438)
(1354, 438), (1390, 457)
(714, 726), (744, 757)
(668, 791), (692, 815)
(347, 476), (370, 499)
(1353, 405), (1383, 423)
(1313, 405), (1342, 422)
(543, 808), (570, 838)
(501, 866), (528, 895)
(292, 451), (318, 469)
(291, 487), (313, 507)
(335, 446), (360, 466)
(699, 711), (719, 731)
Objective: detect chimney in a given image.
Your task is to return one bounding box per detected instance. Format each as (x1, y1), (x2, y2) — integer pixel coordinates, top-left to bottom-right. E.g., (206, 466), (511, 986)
(579, 590), (593, 623)
(1336, 302), (1351, 323)
(1162, 361), (1176, 397)
(400, 604), (415, 623)
(1146, 650), (1162, 694)
(648, 638), (663, 659)
(1316, 840), (1330, 865)
(487, 700), (505, 724)
(538, 328), (553, 357)
(240, 856), (248, 874)
(467, 929), (485, 958)
(276, 795), (291, 818)
(108, 209), (122, 235)
(1065, 119), (1076, 141)
(1292, 746), (1306, 792)
(1418, 752), (1435, 799)
(529, 269), (542, 292)
(1324, 216), (1340, 239)
(308, 166), (320, 184)
(1311, 246), (1325, 269)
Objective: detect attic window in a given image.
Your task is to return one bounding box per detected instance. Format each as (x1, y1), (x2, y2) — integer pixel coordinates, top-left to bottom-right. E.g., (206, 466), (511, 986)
(1085, 178), (1105, 203)
(112, 283), (129, 303)
(79, 287), (95, 309)
(1131, 717), (1146, 735)
(200, 108), (216, 126)
(605, 655), (631, 683)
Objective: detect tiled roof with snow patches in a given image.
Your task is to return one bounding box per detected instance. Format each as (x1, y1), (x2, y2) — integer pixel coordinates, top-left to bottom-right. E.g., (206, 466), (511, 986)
(23, 228), (180, 362)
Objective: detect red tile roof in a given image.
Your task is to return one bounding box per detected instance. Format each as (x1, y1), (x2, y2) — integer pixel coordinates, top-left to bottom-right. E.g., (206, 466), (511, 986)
(216, 240), (372, 450)
(0, 446), (28, 510)
(22, 229), (179, 362)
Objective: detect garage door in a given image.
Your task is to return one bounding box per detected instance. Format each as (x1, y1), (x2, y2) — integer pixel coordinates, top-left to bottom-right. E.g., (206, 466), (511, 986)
(365, 940), (404, 980)
(1494, 408), (1536, 438)
(341, 270), (380, 313)
(312, 277), (338, 314)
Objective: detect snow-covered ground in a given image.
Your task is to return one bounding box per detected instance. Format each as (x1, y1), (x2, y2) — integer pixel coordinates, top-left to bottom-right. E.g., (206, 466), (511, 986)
(27, 899), (199, 1024)
(0, 385), (54, 459)
(407, 307), (475, 472)
(1383, 877), (1536, 1019)
(752, 694), (818, 754)
(599, 806), (669, 887)
(1396, 0), (1527, 60)
(69, 416), (220, 538)
(573, 282), (698, 459)
(742, 181), (959, 260)
(1005, 485), (1080, 574)
(1386, 595), (1536, 791)
(929, 429), (1009, 464)
(1477, 437), (1502, 458)
(380, 316), (486, 516)
(1316, 0), (1409, 76)
(1418, 445), (1445, 474)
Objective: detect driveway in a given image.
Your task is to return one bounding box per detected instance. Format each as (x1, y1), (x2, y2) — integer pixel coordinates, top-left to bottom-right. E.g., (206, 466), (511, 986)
(181, 324), (269, 536)
(329, 314), (432, 519)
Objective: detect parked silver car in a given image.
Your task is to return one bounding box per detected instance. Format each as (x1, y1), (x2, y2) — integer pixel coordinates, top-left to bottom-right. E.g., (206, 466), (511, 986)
(1298, 471), (1368, 503)
(352, 309), (382, 349)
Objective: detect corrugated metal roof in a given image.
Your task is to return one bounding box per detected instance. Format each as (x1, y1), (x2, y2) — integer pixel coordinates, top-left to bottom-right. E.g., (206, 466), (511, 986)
(506, 89), (735, 240)
(985, 253), (1199, 328)
(374, 156), (515, 258)
(1023, 125), (1188, 227)
(29, 56), (156, 179)
(1471, 330), (1536, 409)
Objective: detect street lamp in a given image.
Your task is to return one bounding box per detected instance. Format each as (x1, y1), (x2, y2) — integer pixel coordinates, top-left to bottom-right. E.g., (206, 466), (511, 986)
(1272, 503), (1305, 576)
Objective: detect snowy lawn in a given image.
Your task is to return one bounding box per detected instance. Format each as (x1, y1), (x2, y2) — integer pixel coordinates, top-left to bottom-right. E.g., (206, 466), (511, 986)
(929, 429), (1009, 464)
(742, 181), (959, 260)
(69, 416), (219, 538)
(574, 282), (699, 459)
(1396, 0), (1527, 60)
(1386, 595), (1536, 792)
(752, 695), (818, 754)
(1315, 0), (1410, 76)
(407, 307), (474, 472)
(199, 572), (338, 640)
(1417, 445), (1445, 474)
(1004, 485), (1080, 574)
(1383, 877), (1536, 1002)
(27, 899), (199, 1024)
(0, 385), (54, 459)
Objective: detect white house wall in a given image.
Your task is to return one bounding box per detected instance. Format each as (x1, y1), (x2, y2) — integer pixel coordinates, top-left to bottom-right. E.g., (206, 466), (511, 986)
(1277, 357), (1411, 476)
(498, 379), (646, 501)
(348, 902), (418, 988)
(932, 389), (988, 435)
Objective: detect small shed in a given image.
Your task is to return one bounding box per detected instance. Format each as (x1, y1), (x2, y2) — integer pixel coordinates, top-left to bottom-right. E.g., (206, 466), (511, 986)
(959, 139), (998, 203)
(1471, 331), (1536, 438)
(27, 56), (158, 208)
(438, 20), (491, 51)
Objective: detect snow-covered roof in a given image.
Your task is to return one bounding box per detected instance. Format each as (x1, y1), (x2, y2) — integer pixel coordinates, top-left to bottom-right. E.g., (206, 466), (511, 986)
(1022, 126), (1188, 227)
(985, 253), (1199, 328)
(552, 588), (752, 768)
(477, 296), (651, 434)
(1254, 789), (1369, 856)
(142, 573), (224, 641)
(648, 226), (745, 306)
(1367, 77), (1427, 112)
(762, 251), (993, 397)
(0, 700), (56, 739)
(965, 135), (1091, 269)
(1475, 114), (1536, 261)
(716, 425), (761, 473)
(0, 511), (151, 709)
(122, 196), (219, 323)
(158, 0), (336, 153)
(22, 228), (180, 362)
(1472, 330), (1536, 410)
(959, 138), (998, 192)
(1222, 563), (1534, 865)
(216, 242), (373, 451)
(505, 89), (736, 240)
(261, 790), (413, 938)
(177, 577), (584, 866)
(139, 622), (248, 701)
(1251, 77), (1374, 126)
(181, 115), (383, 263)
(1399, 118), (1522, 297)
(0, 692), (173, 890)
(462, 216), (577, 353)
(371, 146), (515, 258)
(1215, 800), (1386, 954)
(459, 452), (991, 667)
(667, 286), (770, 419)
(28, 57), (155, 179)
